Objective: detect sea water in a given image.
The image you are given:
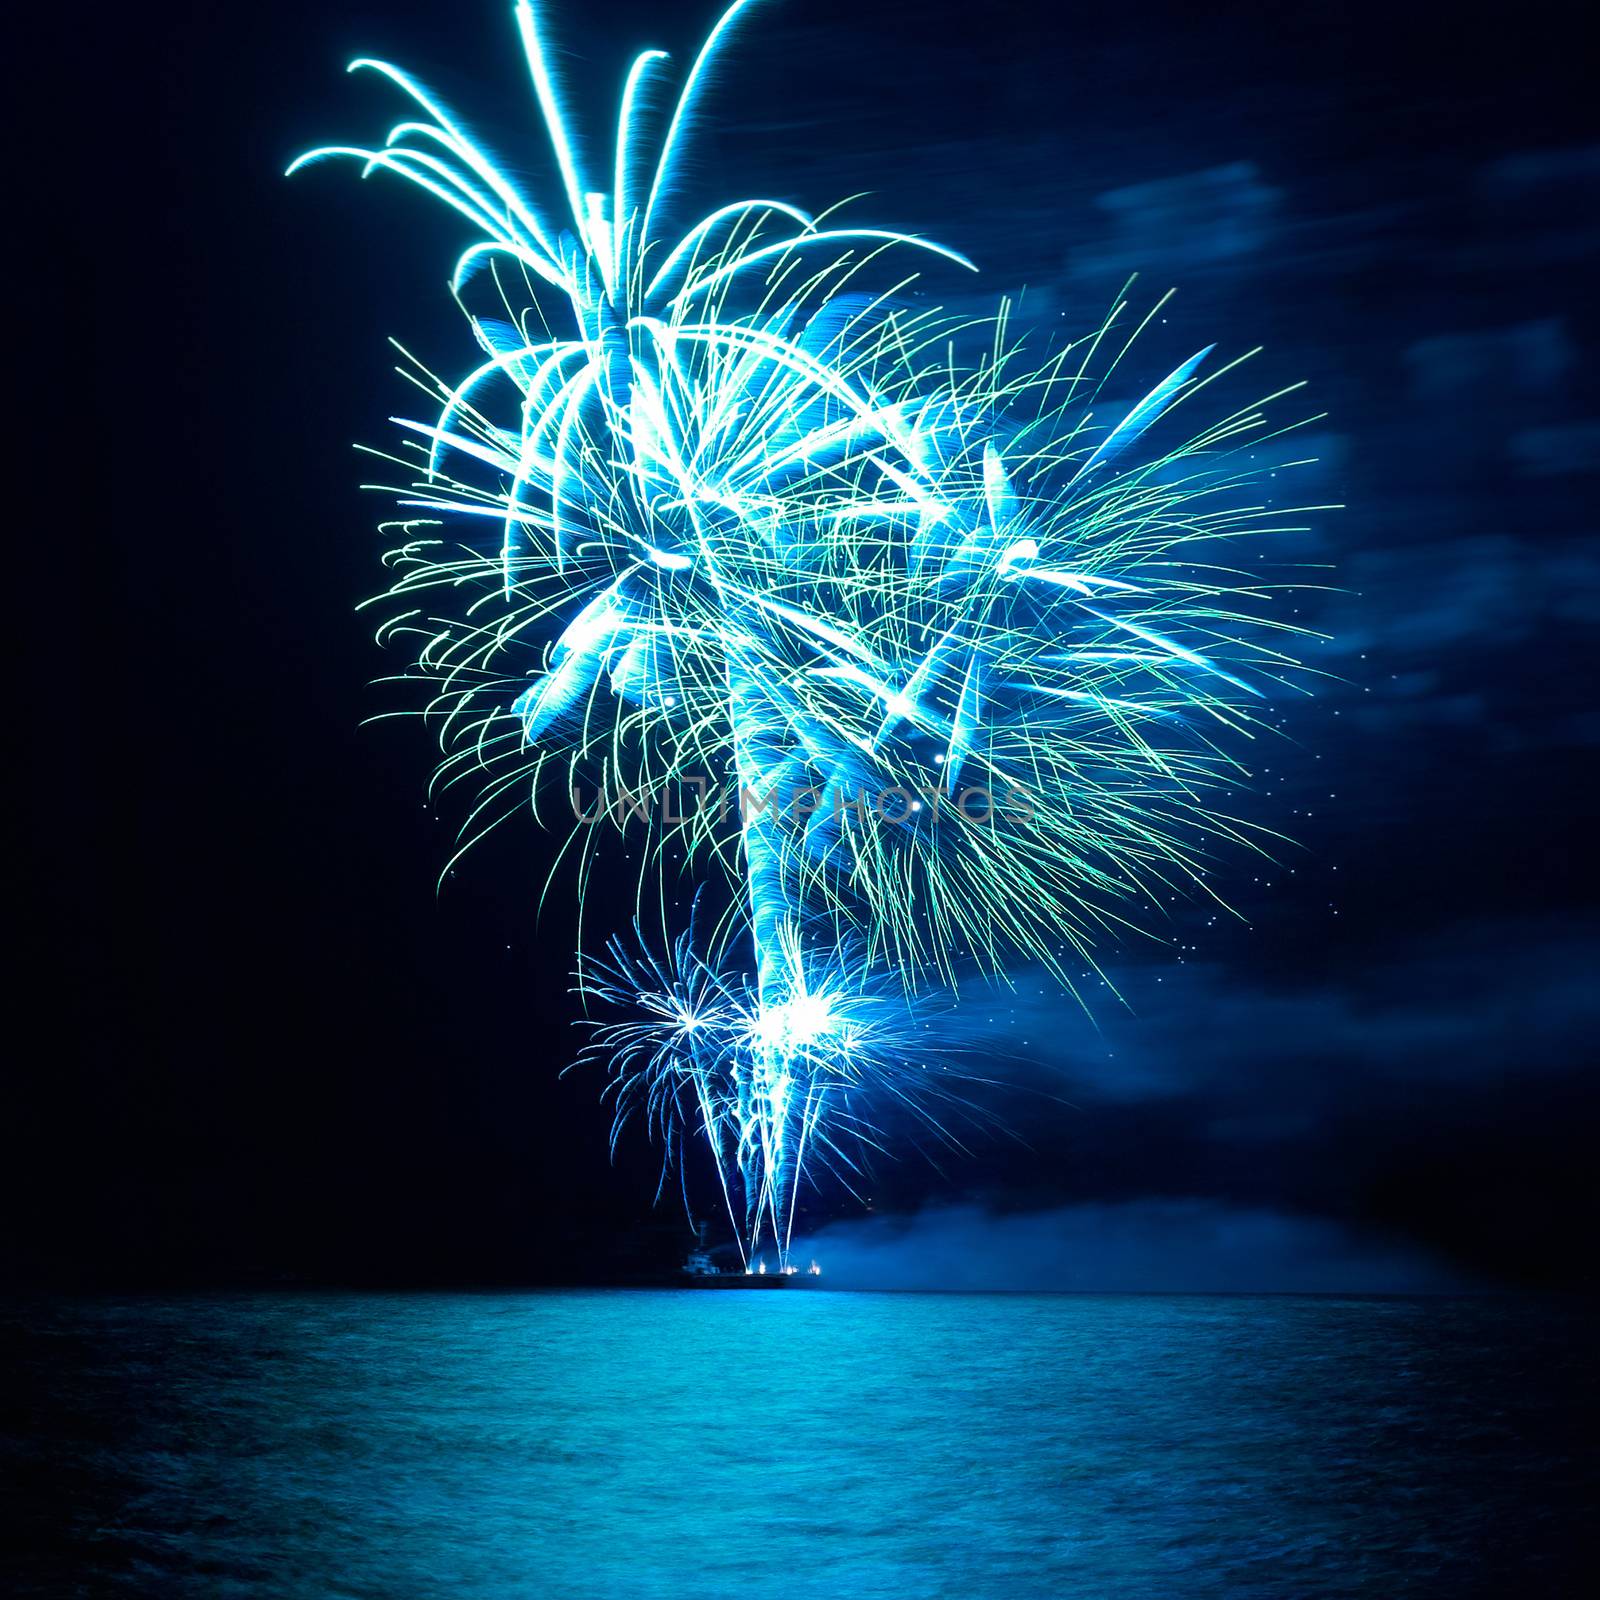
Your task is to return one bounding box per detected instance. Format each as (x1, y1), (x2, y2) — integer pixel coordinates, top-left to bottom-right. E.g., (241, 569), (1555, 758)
(6, 1291), (1592, 1596)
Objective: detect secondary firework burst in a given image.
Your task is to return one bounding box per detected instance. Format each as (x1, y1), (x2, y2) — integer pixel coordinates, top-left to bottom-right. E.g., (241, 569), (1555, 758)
(578, 905), (972, 1265)
(295, 0), (1328, 1267)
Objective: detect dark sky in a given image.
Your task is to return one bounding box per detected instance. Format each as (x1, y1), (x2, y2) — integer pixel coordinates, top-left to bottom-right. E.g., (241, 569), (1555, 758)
(21, 0), (1597, 1288)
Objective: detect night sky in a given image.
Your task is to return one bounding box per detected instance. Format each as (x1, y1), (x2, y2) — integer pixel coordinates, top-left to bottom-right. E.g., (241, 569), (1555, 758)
(22, 0), (1597, 1289)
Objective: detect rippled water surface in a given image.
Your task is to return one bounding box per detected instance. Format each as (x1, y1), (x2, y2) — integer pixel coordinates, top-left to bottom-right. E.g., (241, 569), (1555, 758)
(6, 1292), (1593, 1596)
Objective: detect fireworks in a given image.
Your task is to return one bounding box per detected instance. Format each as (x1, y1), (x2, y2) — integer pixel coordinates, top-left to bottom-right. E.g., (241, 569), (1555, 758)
(295, 1), (1325, 1266)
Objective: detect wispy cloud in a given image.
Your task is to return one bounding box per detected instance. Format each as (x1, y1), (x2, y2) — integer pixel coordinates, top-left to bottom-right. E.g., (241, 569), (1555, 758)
(798, 1199), (1470, 1292)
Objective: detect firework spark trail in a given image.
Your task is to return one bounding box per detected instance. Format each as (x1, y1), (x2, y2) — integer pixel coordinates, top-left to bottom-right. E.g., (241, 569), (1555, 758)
(295, 1), (1329, 1267)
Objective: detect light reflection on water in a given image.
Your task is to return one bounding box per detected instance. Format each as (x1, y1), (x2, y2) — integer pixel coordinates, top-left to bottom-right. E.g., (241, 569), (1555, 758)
(8, 1291), (1593, 1597)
